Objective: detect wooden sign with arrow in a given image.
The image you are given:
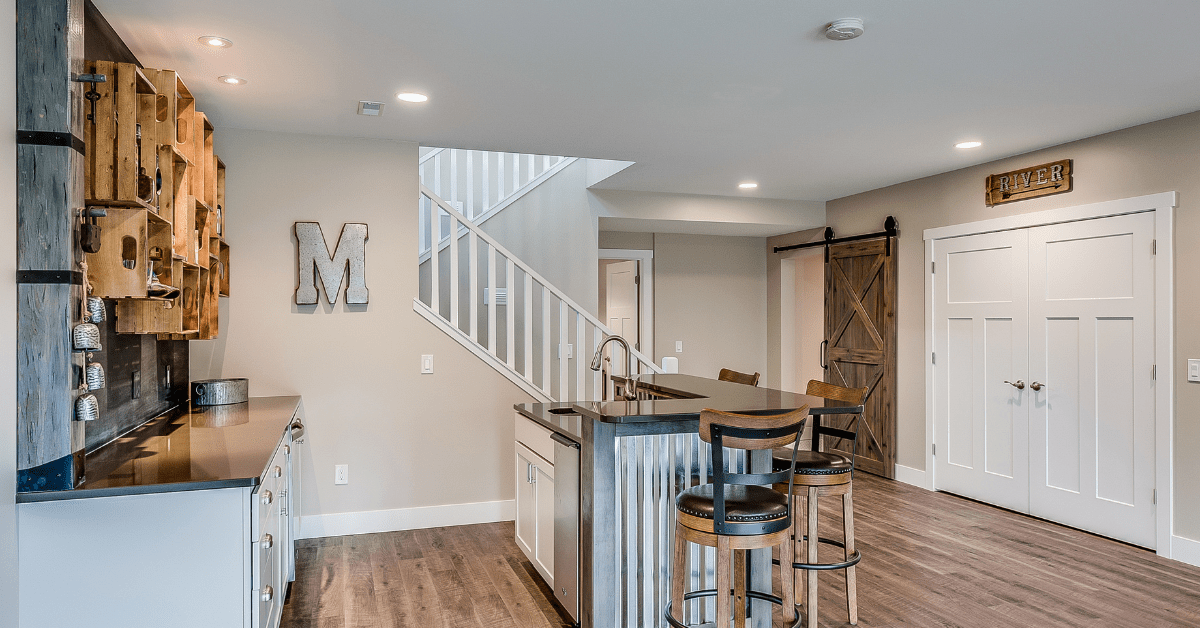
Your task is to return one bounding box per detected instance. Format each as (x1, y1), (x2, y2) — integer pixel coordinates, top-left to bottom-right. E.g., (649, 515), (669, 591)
(985, 159), (1072, 206)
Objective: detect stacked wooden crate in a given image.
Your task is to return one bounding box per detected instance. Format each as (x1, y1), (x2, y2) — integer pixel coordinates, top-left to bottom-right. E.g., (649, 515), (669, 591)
(84, 62), (229, 340)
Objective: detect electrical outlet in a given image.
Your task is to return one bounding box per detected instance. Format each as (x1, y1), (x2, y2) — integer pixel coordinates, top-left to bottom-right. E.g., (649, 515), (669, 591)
(675, 341), (683, 353)
(335, 465), (349, 485)
(421, 354), (434, 374)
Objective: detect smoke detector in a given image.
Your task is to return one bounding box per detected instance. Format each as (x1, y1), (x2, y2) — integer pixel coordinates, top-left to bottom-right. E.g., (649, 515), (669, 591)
(357, 101), (384, 116)
(825, 18), (864, 41)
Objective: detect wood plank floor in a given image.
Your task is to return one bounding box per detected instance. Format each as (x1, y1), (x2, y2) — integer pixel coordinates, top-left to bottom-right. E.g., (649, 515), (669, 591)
(281, 473), (1200, 628)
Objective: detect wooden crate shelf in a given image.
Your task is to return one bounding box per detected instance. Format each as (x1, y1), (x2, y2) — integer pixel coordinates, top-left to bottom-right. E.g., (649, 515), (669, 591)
(86, 208), (173, 299)
(215, 157), (226, 239)
(218, 242), (230, 297)
(87, 65), (229, 341)
(84, 61), (157, 207)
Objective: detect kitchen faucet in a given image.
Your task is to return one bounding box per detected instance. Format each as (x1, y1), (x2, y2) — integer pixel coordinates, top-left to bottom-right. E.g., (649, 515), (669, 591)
(590, 334), (639, 401)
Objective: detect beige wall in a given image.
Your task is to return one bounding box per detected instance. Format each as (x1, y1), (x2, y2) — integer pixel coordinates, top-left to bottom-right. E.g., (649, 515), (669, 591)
(1, 0), (18, 621)
(824, 109), (1200, 540)
(599, 230), (654, 251)
(654, 233), (767, 380)
(190, 129), (531, 523)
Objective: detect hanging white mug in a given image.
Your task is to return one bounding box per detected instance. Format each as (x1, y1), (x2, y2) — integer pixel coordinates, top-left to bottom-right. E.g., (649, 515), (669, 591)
(72, 322), (101, 351)
(85, 362), (105, 391)
(75, 394), (99, 422)
(86, 296), (105, 323)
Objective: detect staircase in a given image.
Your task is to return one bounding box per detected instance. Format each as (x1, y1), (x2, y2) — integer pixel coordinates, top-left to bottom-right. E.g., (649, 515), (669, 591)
(414, 150), (660, 402)
(418, 148), (576, 261)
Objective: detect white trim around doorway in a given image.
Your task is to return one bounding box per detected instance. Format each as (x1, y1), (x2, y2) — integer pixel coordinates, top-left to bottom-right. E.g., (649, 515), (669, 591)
(922, 191), (1176, 559)
(599, 248), (655, 364)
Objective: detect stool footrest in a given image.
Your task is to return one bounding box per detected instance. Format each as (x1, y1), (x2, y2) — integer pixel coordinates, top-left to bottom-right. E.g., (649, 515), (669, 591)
(665, 591), (802, 628)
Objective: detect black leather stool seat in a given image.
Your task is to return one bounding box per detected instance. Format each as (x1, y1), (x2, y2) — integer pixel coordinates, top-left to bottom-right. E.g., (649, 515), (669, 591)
(676, 484), (788, 522)
(771, 449), (853, 475)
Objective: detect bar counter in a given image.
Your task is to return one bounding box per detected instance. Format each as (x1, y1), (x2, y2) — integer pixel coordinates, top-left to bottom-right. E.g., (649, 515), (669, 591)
(517, 374), (818, 628)
(17, 395), (303, 503)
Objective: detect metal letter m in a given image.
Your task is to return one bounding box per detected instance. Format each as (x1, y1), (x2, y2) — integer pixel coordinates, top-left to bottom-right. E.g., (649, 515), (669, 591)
(294, 222), (369, 305)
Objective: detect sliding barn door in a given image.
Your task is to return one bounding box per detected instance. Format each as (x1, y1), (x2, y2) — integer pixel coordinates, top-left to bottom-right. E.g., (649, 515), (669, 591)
(824, 239), (897, 478)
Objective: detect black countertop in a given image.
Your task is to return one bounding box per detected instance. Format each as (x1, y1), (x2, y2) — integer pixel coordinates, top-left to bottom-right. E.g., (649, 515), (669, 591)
(515, 374), (817, 442)
(17, 396), (302, 503)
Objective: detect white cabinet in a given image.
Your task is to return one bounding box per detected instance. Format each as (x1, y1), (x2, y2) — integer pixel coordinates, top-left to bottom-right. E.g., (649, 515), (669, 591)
(18, 405), (304, 628)
(514, 415), (556, 586)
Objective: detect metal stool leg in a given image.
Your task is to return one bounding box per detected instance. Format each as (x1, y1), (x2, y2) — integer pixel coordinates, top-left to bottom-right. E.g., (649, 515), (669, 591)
(843, 489), (858, 625)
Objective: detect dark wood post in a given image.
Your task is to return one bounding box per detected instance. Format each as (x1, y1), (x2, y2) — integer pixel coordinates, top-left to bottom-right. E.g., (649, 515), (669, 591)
(16, 0), (87, 491)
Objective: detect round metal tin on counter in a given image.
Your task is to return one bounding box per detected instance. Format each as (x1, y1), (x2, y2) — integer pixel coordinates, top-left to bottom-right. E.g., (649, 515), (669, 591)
(192, 378), (249, 406)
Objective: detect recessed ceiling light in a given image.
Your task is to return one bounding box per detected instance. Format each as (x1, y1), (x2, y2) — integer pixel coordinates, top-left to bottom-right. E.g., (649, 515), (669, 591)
(199, 36), (232, 48)
(396, 92), (429, 103)
(955, 141), (982, 149)
(218, 75), (246, 85)
(825, 18), (864, 41)
(739, 182), (758, 189)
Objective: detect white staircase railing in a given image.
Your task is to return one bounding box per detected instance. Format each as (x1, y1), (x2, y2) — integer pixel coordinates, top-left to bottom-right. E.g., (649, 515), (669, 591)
(415, 183), (661, 403)
(418, 148), (576, 259)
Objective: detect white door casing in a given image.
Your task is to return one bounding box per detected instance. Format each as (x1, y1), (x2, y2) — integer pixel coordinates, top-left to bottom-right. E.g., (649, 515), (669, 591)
(933, 230), (1030, 514)
(1027, 213), (1157, 547)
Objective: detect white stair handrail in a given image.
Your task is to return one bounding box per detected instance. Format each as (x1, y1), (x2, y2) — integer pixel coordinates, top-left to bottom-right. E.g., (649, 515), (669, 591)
(421, 183), (661, 373)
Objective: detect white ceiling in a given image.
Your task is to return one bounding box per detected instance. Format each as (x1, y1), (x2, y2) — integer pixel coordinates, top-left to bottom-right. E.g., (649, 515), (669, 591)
(99, 0), (1200, 202)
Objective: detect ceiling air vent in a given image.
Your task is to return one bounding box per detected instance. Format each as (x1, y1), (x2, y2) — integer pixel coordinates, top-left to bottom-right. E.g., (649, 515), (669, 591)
(357, 101), (384, 116)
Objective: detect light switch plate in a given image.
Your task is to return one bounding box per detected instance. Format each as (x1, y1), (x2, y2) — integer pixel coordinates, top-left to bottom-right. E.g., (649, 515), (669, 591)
(675, 341), (683, 353)
(1188, 359), (1200, 382)
(559, 344), (573, 359)
(421, 354), (434, 374)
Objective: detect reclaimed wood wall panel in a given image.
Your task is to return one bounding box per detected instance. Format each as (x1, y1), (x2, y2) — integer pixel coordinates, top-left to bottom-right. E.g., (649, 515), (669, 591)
(16, 0), (87, 489)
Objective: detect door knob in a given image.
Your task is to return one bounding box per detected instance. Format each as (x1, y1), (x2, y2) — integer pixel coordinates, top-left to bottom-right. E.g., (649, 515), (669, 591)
(1004, 380), (1025, 390)
(1030, 381), (1045, 391)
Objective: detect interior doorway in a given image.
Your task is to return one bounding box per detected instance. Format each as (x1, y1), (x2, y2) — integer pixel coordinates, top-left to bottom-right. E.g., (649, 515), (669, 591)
(779, 248), (825, 393)
(598, 248), (654, 364)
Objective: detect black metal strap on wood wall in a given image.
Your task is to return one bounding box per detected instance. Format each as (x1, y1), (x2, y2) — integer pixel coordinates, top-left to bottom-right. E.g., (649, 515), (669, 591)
(17, 129), (86, 156)
(16, 270), (84, 285)
(773, 216), (899, 259)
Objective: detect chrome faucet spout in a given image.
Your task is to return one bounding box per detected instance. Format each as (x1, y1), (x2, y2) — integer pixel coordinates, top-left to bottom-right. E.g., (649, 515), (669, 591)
(589, 334), (638, 400)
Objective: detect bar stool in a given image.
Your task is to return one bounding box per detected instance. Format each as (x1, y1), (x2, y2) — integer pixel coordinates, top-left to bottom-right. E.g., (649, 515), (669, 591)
(718, 368), (761, 386)
(665, 406), (809, 628)
(773, 380), (868, 627)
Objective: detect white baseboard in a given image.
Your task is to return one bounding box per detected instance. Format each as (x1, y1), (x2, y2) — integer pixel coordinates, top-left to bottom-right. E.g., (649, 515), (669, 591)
(1172, 534), (1200, 567)
(894, 464), (930, 490)
(299, 499), (515, 540)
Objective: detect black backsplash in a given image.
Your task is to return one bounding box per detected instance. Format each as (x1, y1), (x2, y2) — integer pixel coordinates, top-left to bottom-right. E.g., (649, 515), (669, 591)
(84, 299), (190, 452)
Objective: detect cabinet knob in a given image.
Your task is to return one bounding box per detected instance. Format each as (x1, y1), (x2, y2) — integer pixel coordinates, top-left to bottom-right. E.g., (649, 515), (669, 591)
(260, 585), (273, 602)
(262, 533), (273, 549)
(273, 465), (282, 478)
(261, 490), (273, 505)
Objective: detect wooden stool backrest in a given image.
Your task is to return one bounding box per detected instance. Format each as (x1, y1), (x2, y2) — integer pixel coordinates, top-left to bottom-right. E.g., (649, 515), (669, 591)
(718, 368), (760, 387)
(806, 380), (868, 404)
(699, 406), (809, 535)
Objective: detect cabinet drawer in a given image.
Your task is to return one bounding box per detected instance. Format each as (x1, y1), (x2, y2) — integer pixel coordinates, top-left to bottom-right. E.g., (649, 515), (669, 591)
(515, 415), (554, 465)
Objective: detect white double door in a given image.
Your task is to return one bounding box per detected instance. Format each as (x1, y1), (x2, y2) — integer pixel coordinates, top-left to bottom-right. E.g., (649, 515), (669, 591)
(933, 211), (1157, 548)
